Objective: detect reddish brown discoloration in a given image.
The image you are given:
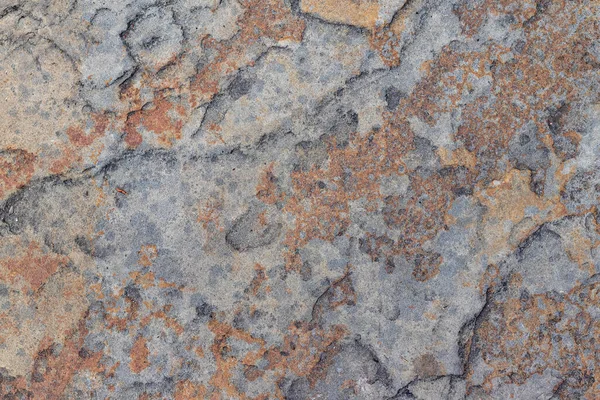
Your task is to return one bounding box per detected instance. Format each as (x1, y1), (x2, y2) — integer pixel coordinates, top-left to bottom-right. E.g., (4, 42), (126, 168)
(204, 316), (348, 398)
(249, 263), (267, 296)
(368, 0), (427, 67)
(413, 353), (446, 379)
(140, 309), (185, 336)
(46, 113), (110, 176)
(130, 336), (150, 374)
(0, 149), (36, 199)
(190, 0), (305, 106)
(197, 197), (225, 232)
(130, 270), (156, 289)
(301, 0), (380, 29)
(421, 2), (595, 183)
(280, 122), (464, 280)
(208, 319), (266, 399)
(256, 163), (284, 205)
(66, 126), (90, 147)
(66, 114), (110, 148)
(282, 123), (414, 272)
(3, 0), (599, 397)
(138, 244), (158, 267)
(468, 274), (600, 398)
(265, 322), (348, 387)
(174, 380), (208, 399)
(453, 0), (537, 37)
(1, 241), (68, 292)
(124, 95), (186, 148)
(281, 0), (599, 286)
(124, 128), (144, 148)
(0, 319), (102, 399)
(326, 271), (356, 310)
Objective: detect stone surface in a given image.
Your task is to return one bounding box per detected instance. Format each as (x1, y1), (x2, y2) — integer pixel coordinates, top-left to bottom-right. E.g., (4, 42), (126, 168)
(0, 0), (599, 398)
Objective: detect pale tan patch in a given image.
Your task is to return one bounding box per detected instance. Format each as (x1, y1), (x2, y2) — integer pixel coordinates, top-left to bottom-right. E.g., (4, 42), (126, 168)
(437, 147), (478, 169)
(300, 0), (380, 29)
(475, 169), (566, 261)
(0, 269), (88, 376)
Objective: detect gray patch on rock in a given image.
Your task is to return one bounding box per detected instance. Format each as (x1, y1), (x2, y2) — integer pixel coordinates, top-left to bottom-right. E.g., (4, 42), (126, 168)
(122, 6), (184, 70)
(225, 204), (282, 252)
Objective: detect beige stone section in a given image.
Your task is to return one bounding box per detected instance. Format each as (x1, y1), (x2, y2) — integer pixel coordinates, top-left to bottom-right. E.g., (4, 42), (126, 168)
(0, 269), (89, 376)
(300, 0), (380, 29)
(0, 41), (81, 152)
(475, 169), (566, 262)
(0, 182), (99, 376)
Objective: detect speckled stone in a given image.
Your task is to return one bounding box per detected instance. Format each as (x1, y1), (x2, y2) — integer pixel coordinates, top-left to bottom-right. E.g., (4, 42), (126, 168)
(1, 0), (599, 398)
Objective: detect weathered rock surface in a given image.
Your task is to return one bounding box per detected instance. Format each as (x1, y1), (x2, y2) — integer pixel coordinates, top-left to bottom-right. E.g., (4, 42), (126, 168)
(1, 0), (599, 398)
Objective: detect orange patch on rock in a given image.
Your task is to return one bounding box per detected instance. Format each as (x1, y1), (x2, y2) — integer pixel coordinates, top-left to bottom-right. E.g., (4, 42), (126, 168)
(142, 96), (185, 147)
(475, 169), (566, 259)
(124, 95), (184, 148)
(249, 263), (267, 296)
(468, 276), (600, 397)
(264, 322), (348, 387)
(190, 0), (305, 106)
(66, 113), (110, 147)
(19, 320), (101, 399)
(256, 163), (283, 205)
(208, 319), (266, 399)
(138, 245), (159, 267)
(0, 148), (36, 200)
(1, 241), (68, 291)
(197, 197), (225, 232)
(140, 309), (184, 336)
(130, 336), (150, 373)
(130, 270), (156, 289)
(66, 126), (93, 147)
(175, 380), (207, 400)
(369, 0), (423, 67)
(282, 126), (413, 271)
(124, 128), (143, 148)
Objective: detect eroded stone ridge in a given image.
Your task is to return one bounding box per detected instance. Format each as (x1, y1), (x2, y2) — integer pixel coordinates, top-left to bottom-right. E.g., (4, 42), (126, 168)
(1, 0), (599, 398)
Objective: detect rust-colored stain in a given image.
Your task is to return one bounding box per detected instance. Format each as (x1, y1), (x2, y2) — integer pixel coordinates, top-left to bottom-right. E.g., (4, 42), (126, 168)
(124, 95), (185, 148)
(190, 0), (305, 106)
(197, 197), (225, 232)
(1, 241), (68, 291)
(256, 162), (284, 205)
(208, 319), (266, 399)
(249, 263), (267, 296)
(0, 149), (36, 199)
(66, 113), (110, 147)
(0, 319), (101, 399)
(130, 336), (150, 374)
(138, 244), (158, 267)
(174, 380), (207, 400)
(467, 272), (600, 398)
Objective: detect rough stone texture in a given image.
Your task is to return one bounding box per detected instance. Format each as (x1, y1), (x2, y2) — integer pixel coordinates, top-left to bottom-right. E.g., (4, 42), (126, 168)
(0, 0), (599, 398)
